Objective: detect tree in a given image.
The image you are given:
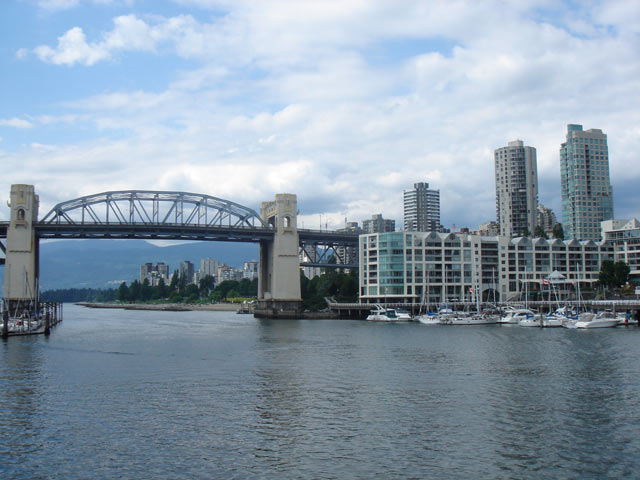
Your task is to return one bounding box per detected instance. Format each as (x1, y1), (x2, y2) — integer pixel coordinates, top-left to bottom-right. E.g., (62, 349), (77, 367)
(598, 260), (616, 289)
(534, 225), (548, 239)
(168, 290), (182, 303)
(155, 277), (167, 300)
(169, 271), (179, 291)
(614, 261), (630, 288)
(117, 282), (129, 302)
(128, 280), (141, 302)
(199, 275), (216, 297)
(552, 223), (564, 240)
(140, 278), (153, 301)
(185, 283), (199, 300)
(337, 272), (358, 301)
(520, 227), (531, 238)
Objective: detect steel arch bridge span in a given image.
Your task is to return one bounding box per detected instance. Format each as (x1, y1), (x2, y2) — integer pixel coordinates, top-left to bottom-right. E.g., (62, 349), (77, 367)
(41, 190), (268, 229)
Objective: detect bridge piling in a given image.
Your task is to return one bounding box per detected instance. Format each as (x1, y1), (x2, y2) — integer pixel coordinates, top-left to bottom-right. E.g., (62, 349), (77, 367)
(255, 194), (303, 319)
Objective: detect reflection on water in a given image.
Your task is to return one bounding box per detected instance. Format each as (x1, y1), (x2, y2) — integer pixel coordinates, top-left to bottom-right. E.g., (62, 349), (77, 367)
(1, 305), (640, 479)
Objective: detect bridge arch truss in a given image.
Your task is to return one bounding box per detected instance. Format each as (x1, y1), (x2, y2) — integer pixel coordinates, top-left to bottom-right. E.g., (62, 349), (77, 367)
(41, 190), (268, 229)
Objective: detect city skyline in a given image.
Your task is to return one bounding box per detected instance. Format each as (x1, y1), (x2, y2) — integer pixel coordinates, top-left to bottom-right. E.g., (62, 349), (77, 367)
(1, 1), (639, 232)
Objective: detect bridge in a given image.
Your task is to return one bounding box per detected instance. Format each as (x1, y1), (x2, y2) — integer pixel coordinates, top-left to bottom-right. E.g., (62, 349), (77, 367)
(0, 185), (359, 318)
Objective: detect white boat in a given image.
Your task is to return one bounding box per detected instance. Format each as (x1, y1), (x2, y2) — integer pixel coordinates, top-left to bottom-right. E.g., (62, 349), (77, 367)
(435, 306), (458, 325)
(519, 314), (543, 327)
(541, 315), (564, 328)
(539, 307), (576, 327)
(447, 312), (499, 325)
(416, 313), (441, 325)
(366, 305), (400, 322)
(498, 308), (536, 324)
(394, 308), (413, 321)
(570, 312), (619, 329)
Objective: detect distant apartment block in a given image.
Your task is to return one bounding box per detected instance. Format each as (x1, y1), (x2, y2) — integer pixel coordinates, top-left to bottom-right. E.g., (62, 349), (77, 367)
(494, 140), (538, 237)
(180, 260), (195, 284)
(560, 124), (613, 241)
(362, 214), (395, 233)
(403, 182), (441, 232)
(195, 257), (219, 284)
(200, 258), (218, 277)
(139, 262), (170, 286)
(218, 263), (243, 282)
(336, 221), (362, 267)
(475, 221), (499, 236)
(243, 261), (258, 280)
(536, 204), (557, 236)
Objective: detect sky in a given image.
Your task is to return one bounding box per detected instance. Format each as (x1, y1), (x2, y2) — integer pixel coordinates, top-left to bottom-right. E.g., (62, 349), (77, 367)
(1, 0), (639, 232)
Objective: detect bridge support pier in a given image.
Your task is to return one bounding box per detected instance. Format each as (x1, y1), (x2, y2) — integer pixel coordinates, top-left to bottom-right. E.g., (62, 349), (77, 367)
(3, 185), (40, 316)
(255, 194), (302, 318)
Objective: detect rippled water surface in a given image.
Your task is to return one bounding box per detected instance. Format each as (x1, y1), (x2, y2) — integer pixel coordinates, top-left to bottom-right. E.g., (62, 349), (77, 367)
(2, 304), (640, 479)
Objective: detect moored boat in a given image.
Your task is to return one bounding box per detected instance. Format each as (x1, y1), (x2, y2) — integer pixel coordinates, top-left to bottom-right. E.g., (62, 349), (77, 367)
(395, 308), (413, 321)
(366, 305), (401, 322)
(571, 312), (619, 329)
(498, 307), (536, 324)
(447, 312), (499, 325)
(416, 313), (441, 325)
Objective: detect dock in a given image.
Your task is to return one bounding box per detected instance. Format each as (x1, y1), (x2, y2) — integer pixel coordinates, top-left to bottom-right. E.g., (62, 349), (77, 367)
(327, 299), (640, 320)
(1, 301), (63, 338)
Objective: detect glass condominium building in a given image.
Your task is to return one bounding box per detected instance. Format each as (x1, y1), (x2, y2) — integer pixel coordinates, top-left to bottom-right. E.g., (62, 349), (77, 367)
(560, 124), (613, 241)
(359, 231), (613, 305)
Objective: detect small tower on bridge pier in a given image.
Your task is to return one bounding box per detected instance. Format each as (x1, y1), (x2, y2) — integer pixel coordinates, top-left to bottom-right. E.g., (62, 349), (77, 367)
(255, 194), (302, 318)
(3, 184), (39, 314)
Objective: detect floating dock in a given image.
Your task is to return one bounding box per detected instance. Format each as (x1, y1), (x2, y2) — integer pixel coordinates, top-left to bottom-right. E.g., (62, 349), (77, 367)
(1, 301), (63, 338)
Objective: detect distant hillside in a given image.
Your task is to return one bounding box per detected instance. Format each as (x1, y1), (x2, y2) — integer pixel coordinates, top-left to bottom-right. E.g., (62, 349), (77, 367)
(1, 239), (258, 291)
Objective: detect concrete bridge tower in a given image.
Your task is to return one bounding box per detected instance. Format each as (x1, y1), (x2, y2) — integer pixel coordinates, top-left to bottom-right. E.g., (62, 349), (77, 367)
(3, 184), (39, 312)
(256, 193), (302, 318)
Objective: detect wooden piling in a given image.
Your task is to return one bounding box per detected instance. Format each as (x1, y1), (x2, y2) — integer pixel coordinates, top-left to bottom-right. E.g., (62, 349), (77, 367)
(1, 307), (8, 339)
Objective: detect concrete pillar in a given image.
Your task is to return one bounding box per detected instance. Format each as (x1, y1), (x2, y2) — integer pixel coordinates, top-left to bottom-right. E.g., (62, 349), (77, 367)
(3, 185), (39, 315)
(256, 194), (302, 318)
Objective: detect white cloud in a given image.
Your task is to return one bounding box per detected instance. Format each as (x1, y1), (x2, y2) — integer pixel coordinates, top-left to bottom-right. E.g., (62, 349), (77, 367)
(0, 117), (34, 128)
(6, 1), (640, 228)
(34, 26), (111, 65)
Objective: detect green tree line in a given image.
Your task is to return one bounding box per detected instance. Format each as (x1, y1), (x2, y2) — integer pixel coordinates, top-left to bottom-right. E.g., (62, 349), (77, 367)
(40, 288), (117, 303)
(116, 274), (259, 304)
(40, 268), (358, 309)
(301, 269), (358, 311)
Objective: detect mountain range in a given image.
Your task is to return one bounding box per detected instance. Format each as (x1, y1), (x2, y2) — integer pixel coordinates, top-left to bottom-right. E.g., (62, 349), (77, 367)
(1, 239), (258, 291)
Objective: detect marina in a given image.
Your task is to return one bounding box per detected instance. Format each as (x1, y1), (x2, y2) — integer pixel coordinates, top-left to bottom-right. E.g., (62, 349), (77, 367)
(1, 300), (63, 338)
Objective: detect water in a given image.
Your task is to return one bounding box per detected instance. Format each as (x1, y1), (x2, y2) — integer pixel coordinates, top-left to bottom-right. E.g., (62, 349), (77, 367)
(2, 304), (640, 479)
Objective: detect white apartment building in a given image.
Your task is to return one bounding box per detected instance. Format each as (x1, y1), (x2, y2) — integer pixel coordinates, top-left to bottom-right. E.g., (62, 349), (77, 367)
(243, 261), (259, 280)
(601, 219), (640, 283)
(495, 140), (538, 237)
(359, 231), (614, 305)
(139, 262), (170, 286)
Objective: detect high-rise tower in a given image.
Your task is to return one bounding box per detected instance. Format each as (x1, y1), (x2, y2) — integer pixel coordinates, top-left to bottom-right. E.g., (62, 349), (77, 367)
(560, 124), (613, 240)
(403, 182), (441, 232)
(494, 140), (538, 237)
